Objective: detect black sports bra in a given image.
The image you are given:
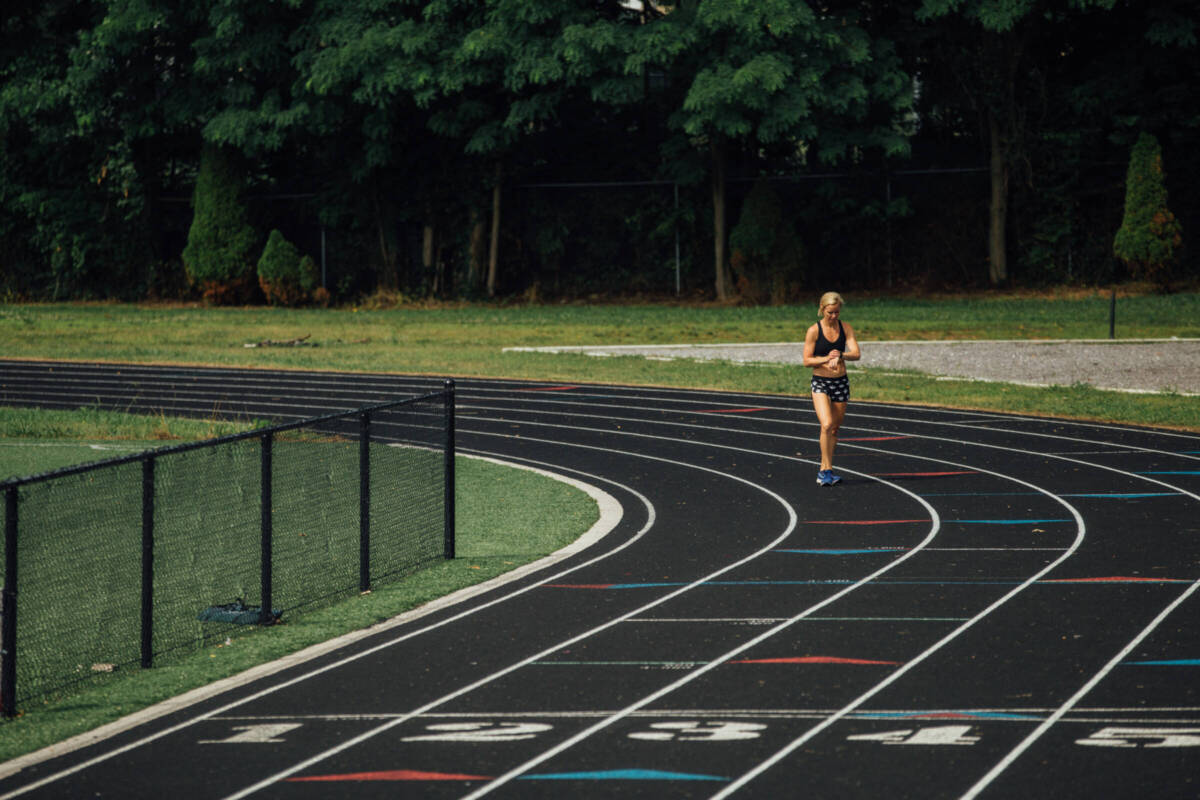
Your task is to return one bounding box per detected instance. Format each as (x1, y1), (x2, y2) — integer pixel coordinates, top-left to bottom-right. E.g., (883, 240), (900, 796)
(812, 320), (845, 358)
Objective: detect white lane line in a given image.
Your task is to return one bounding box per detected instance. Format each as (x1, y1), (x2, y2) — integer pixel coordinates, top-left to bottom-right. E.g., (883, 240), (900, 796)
(462, 403), (1200, 794)
(452, 448), (941, 799)
(451, 401), (1200, 504)
(221, 438), (824, 800)
(959, 576), (1200, 800)
(9, 363), (1198, 449)
(444, 424), (1086, 797)
(456, 394), (1200, 465)
(712, 450), (1087, 798)
(0, 458), (653, 799)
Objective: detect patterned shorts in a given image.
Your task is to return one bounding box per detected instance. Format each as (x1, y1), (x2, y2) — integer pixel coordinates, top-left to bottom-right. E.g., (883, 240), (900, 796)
(811, 374), (850, 402)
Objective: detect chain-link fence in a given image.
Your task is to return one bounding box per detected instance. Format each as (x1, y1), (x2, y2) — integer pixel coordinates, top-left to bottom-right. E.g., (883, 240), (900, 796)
(1, 383), (455, 714)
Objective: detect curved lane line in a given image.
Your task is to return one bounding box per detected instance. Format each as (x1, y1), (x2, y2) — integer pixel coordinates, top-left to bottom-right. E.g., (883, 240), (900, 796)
(0, 461), (656, 800)
(960, 576), (1200, 800)
(222, 439), (813, 800)
(450, 432), (939, 800)
(452, 416), (1089, 799)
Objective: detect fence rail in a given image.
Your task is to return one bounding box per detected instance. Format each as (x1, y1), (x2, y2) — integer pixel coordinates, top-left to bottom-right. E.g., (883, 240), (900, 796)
(1, 381), (455, 715)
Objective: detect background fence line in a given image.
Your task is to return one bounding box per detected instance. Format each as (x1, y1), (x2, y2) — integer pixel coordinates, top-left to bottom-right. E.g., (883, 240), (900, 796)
(0, 381), (455, 716)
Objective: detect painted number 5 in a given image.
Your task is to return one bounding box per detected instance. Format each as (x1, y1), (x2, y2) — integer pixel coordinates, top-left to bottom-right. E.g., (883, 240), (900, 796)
(1076, 727), (1200, 748)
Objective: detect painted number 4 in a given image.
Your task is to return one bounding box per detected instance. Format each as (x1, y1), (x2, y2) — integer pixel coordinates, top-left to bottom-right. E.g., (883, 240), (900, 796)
(1076, 727), (1200, 748)
(847, 725), (981, 746)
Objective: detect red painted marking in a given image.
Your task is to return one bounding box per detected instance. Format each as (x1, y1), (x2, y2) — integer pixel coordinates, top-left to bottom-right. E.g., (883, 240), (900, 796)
(732, 656), (902, 665)
(840, 436), (909, 441)
(545, 584), (615, 589)
(288, 770), (492, 782)
(697, 407), (770, 414)
(517, 385), (579, 392)
(806, 519), (929, 526)
(872, 471), (976, 477)
(1043, 576), (1176, 583)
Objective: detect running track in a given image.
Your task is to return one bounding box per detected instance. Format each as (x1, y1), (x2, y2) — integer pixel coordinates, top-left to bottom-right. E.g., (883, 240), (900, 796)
(1, 360), (1198, 799)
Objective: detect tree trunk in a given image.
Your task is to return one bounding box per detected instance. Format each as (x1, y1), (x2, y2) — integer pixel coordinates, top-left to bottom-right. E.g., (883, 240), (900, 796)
(711, 137), (733, 300)
(487, 165), (502, 298)
(423, 222), (441, 294)
(372, 185), (398, 290)
(987, 111), (1008, 286)
(468, 206), (487, 290)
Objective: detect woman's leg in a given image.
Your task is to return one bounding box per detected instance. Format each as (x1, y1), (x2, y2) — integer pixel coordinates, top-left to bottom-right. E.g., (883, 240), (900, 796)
(812, 392), (836, 471)
(827, 401), (847, 471)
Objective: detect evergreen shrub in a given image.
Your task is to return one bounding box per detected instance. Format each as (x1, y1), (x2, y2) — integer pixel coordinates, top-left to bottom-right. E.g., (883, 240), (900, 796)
(182, 145), (259, 303)
(1114, 132), (1183, 288)
(730, 179), (804, 303)
(257, 230), (318, 305)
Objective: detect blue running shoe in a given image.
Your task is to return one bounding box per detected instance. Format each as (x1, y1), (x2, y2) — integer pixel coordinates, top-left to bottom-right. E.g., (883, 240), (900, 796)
(816, 470), (833, 486)
(828, 471), (842, 485)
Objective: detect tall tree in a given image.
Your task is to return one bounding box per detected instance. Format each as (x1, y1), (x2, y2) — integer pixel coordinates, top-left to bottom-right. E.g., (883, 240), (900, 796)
(913, 0), (1129, 285)
(631, 1), (913, 299)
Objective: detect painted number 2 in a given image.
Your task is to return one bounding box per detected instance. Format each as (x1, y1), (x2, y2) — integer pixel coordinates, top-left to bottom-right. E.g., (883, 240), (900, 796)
(401, 722), (553, 742)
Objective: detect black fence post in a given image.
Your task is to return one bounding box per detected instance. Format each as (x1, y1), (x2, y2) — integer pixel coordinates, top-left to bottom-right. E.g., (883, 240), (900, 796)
(140, 457), (155, 669)
(444, 380), (456, 560)
(1109, 288), (1117, 339)
(359, 411), (371, 593)
(2, 487), (17, 717)
(260, 433), (274, 625)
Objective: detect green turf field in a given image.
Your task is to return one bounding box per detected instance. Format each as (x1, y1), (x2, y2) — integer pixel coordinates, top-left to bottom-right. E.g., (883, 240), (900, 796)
(0, 406), (598, 762)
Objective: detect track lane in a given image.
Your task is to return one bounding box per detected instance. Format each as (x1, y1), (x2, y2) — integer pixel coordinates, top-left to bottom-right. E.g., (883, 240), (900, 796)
(2, 361), (1199, 799)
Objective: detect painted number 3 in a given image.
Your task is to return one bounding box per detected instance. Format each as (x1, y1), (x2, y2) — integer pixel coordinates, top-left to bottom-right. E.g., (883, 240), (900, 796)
(628, 721), (767, 742)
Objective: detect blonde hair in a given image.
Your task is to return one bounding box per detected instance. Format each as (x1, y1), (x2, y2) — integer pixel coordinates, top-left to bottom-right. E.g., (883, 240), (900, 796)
(818, 292), (845, 313)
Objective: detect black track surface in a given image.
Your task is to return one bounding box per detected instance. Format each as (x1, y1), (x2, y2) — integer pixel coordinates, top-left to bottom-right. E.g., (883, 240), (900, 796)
(1, 360), (1198, 799)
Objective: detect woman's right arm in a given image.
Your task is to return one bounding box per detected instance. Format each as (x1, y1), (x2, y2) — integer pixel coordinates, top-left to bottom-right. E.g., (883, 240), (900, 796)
(802, 325), (823, 368)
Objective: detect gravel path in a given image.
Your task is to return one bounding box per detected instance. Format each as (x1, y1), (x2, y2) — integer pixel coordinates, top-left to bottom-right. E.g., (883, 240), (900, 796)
(508, 339), (1200, 395)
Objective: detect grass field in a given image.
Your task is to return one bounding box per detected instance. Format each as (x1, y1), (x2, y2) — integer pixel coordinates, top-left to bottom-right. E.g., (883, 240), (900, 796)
(2, 291), (1197, 430)
(0, 407), (598, 762)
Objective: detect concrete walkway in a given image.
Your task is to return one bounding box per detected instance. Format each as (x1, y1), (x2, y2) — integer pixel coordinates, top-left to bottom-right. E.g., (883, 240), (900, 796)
(506, 338), (1200, 395)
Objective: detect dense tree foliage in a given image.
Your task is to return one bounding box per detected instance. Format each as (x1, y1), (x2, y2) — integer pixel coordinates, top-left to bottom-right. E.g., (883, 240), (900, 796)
(0, 0), (1196, 303)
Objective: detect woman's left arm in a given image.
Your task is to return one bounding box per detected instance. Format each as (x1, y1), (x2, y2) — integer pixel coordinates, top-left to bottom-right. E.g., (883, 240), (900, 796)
(842, 323), (861, 361)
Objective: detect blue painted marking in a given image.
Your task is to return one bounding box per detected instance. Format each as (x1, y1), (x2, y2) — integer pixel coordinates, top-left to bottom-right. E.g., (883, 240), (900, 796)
(921, 492), (1038, 497)
(1064, 493), (1179, 498)
(522, 769), (727, 782)
(952, 519), (1072, 524)
(1137, 470), (1200, 475)
(776, 548), (908, 555)
(1124, 659), (1200, 666)
(861, 711), (1040, 720)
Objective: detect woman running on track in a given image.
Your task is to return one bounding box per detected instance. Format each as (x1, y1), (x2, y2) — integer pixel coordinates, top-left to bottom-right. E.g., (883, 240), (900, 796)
(803, 291), (860, 486)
